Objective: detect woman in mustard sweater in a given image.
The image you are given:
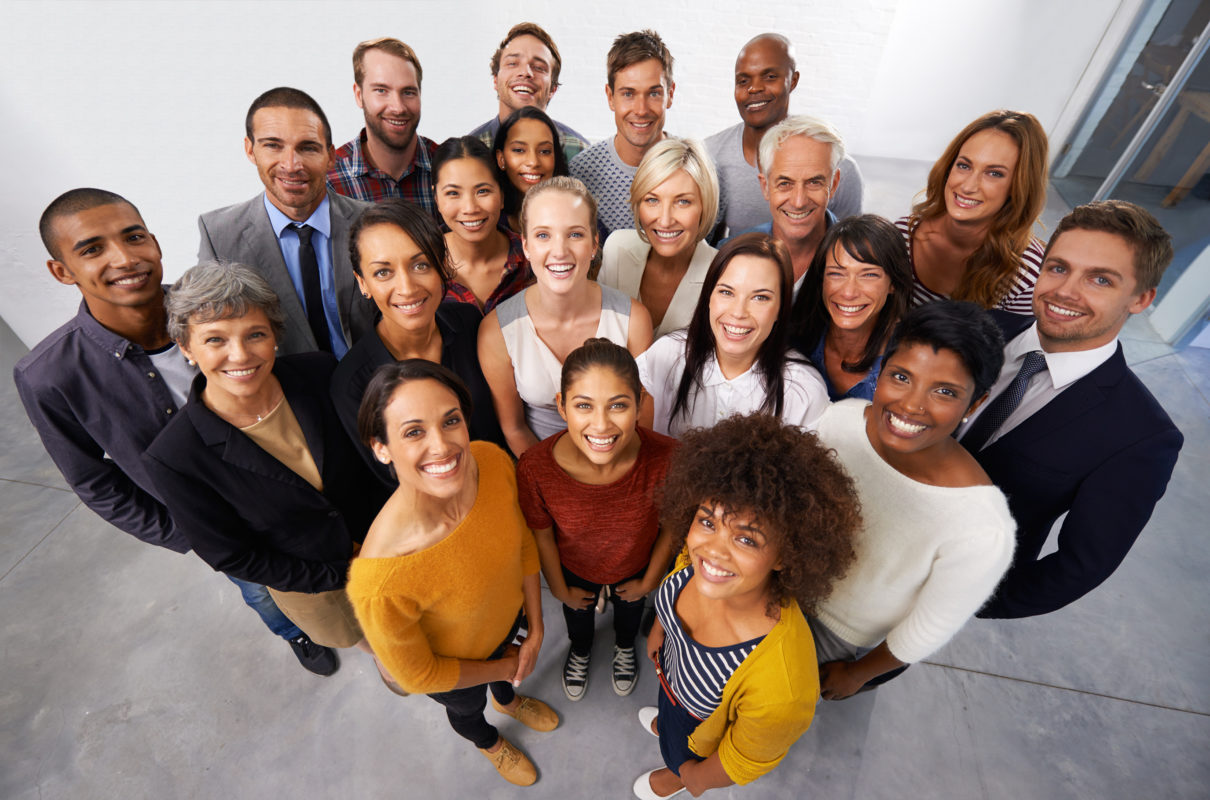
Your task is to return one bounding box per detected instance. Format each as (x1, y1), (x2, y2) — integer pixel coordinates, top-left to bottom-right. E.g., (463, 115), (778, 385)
(634, 414), (861, 799)
(346, 360), (557, 788)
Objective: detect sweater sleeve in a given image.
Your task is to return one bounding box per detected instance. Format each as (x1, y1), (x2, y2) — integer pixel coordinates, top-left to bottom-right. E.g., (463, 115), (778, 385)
(716, 656), (817, 784)
(355, 591), (461, 694)
(884, 507), (1015, 663)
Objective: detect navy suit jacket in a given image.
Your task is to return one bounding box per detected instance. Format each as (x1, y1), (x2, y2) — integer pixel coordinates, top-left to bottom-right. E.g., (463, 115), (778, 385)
(145, 353), (388, 593)
(969, 311), (1182, 618)
(197, 189), (375, 356)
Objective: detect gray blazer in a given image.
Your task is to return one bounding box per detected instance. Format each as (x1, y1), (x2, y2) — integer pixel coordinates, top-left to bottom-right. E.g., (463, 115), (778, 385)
(197, 189), (375, 356)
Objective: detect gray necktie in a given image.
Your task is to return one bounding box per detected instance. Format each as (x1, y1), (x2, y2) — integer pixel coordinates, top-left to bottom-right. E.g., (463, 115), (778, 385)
(962, 350), (1047, 451)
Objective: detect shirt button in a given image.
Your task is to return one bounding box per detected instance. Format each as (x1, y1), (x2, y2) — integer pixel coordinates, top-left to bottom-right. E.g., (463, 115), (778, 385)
(148, 372), (156, 378)
(166, 408), (173, 415)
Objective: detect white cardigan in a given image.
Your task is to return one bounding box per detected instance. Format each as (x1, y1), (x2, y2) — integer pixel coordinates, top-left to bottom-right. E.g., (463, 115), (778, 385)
(597, 229), (716, 339)
(813, 399), (1016, 664)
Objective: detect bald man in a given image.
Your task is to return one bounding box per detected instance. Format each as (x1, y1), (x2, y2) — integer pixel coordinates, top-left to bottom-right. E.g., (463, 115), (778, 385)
(705, 34), (864, 238)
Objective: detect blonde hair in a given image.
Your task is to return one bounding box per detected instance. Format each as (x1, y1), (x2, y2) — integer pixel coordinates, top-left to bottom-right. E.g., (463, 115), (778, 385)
(520, 176), (600, 240)
(353, 37), (423, 86)
(628, 137), (719, 243)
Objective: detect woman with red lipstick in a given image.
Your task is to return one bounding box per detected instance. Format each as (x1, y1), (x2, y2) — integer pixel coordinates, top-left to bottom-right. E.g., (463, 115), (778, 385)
(637, 233), (828, 438)
(331, 200), (505, 485)
(479, 176), (653, 457)
(810, 301), (1015, 699)
(492, 107), (570, 234)
(897, 110), (1048, 315)
(789, 215), (913, 401)
(347, 360), (557, 787)
(146, 262), (389, 659)
(598, 138), (719, 338)
(632, 413), (859, 799)
(434, 136), (532, 314)
(516, 339), (677, 703)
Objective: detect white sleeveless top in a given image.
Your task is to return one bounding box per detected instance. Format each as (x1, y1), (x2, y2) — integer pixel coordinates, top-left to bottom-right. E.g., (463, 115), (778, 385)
(496, 284), (632, 440)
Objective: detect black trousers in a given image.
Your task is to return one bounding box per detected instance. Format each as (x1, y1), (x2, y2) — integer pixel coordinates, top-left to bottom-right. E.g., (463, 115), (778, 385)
(562, 564), (647, 655)
(426, 613), (522, 749)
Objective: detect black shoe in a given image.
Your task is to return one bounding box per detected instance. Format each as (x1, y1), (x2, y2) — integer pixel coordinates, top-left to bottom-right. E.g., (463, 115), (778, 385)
(288, 633), (339, 676)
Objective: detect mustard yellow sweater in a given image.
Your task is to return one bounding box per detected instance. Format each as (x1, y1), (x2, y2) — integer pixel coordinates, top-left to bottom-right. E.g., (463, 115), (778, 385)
(347, 442), (539, 693)
(667, 555), (820, 785)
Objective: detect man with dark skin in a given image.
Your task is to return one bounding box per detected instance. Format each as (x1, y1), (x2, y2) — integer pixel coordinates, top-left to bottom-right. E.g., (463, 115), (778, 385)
(705, 34), (863, 238)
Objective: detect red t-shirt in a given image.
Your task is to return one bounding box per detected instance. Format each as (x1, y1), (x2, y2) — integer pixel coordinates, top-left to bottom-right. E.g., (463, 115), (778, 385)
(516, 427), (678, 583)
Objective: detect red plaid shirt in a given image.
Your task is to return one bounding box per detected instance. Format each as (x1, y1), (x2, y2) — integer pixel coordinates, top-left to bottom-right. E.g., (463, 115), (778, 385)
(327, 129), (438, 213)
(444, 228), (532, 315)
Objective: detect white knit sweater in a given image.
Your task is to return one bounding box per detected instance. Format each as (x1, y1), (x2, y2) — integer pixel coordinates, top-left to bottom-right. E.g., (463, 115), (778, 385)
(814, 399), (1015, 664)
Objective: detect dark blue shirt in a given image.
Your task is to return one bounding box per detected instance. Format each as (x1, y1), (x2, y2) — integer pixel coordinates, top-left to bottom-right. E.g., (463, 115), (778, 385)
(13, 298), (192, 552)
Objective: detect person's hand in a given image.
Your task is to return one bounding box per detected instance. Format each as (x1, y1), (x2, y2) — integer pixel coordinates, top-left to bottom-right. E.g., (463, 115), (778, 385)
(612, 578), (649, 602)
(496, 644), (521, 683)
(558, 586), (596, 610)
(646, 617), (665, 664)
(819, 660), (867, 700)
(511, 627), (543, 686)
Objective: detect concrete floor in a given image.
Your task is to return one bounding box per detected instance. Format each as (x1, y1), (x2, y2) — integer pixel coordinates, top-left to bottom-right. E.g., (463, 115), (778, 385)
(3, 159), (1208, 799)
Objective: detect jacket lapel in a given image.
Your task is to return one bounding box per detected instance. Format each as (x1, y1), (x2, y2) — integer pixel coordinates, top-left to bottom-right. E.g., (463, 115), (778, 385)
(244, 200), (315, 349)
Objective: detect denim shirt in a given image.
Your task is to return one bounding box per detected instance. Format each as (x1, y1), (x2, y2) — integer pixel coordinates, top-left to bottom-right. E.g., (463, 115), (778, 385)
(13, 298), (193, 552)
(809, 336), (882, 402)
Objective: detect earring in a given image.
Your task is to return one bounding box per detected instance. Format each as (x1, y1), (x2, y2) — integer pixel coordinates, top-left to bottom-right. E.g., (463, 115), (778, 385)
(186, 359), (196, 366)
(362, 292), (370, 299)
(962, 416), (970, 423)
(376, 454), (390, 464)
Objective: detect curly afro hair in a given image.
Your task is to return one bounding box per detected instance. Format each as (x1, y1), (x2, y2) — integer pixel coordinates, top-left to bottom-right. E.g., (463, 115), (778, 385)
(660, 413), (861, 616)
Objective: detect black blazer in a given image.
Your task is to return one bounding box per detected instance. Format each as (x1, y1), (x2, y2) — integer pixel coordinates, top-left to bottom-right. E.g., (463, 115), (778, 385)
(968, 311), (1183, 618)
(145, 353), (389, 593)
(330, 301), (507, 487)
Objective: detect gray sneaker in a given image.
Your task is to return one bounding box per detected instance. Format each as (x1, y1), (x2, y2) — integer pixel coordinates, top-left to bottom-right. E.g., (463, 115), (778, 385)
(563, 648), (591, 701)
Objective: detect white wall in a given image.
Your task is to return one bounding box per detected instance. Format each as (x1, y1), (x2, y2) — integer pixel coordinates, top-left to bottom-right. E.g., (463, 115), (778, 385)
(0, 0), (1121, 348)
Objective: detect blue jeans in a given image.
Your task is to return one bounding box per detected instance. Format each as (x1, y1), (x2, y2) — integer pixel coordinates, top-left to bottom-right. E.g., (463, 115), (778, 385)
(226, 575), (303, 640)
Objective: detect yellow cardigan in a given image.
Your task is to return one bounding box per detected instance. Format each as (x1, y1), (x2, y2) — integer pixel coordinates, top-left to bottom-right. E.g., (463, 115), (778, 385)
(347, 442), (540, 694)
(666, 559), (820, 785)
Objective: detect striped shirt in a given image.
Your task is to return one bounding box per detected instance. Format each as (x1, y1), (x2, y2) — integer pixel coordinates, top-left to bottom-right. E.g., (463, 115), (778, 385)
(328, 129), (438, 213)
(656, 567), (765, 720)
(895, 216), (1042, 316)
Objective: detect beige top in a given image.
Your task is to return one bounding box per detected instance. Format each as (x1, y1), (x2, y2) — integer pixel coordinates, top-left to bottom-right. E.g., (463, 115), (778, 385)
(240, 397), (323, 491)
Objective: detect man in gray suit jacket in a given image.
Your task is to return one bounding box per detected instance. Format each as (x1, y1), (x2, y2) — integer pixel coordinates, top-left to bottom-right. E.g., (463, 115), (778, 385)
(198, 87), (374, 357)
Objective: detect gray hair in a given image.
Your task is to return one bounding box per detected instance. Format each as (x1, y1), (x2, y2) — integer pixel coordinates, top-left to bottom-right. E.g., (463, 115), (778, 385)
(629, 137), (720, 244)
(166, 261), (287, 345)
(757, 114), (846, 179)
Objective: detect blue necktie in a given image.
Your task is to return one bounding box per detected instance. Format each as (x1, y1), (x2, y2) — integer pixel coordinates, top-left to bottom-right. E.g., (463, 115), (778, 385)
(962, 350), (1047, 451)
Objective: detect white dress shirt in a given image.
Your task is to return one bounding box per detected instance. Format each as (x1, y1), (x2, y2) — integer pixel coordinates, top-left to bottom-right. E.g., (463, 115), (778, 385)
(637, 332), (829, 438)
(958, 323), (1119, 449)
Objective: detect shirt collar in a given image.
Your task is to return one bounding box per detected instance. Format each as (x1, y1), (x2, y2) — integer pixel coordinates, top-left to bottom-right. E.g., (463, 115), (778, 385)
(702, 354), (757, 388)
(1009, 322), (1119, 391)
(263, 192), (331, 239)
(355, 128), (432, 178)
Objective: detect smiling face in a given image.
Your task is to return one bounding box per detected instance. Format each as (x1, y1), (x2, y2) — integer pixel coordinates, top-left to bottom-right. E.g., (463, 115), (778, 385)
(1033, 228), (1155, 353)
(868, 342), (979, 460)
(686, 502), (781, 604)
(522, 189), (597, 293)
(436, 157), (503, 244)
(354, 223), (443, 337)
(607, 58), (674, 165)
(354, 49), (422, 153)
(759, 134), (837, 246)
(556, 365), (641, 466)
(245, 106), (335, 222)
(944, 128), (1018, 225)
(637, 169), (702, 260)
(822, 241), (893, 336)
(371, 378), (472, 500)
(709, 253), (781, 374)
(496, 117), (557, 194)
(46, 202), (164, 318)
(494, 34), (557, 115)
(733, 37), (798, 131)
(180, 308), (278, 405)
